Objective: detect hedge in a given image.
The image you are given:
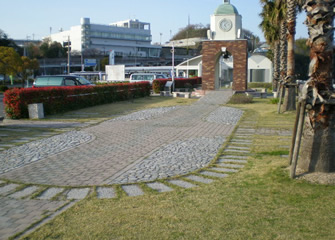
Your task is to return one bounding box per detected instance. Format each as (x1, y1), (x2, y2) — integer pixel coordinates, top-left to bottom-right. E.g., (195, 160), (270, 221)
(248, 82), (272, 90)
(0, 86), (9, 92)
(4, 82), (151, 119)
(152, 77), (202, 93)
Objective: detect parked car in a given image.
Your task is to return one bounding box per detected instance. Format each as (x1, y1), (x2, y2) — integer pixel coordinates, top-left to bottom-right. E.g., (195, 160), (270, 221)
(33, 75), (94, 87)
(129, 73), (167, 84)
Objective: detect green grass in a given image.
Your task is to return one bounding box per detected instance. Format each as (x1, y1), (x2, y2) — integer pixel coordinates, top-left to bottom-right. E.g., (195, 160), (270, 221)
(23, 99), (335, 240)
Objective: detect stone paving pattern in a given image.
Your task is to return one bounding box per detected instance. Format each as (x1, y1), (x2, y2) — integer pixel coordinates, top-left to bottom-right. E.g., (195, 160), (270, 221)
(0, 90), (293, 239)
(0, 131), (94, 174)
(0, 198), (68, 240)
(0, 91), (236, 186)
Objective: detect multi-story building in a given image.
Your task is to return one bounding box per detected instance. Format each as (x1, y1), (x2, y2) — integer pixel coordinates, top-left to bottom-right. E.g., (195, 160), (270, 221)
(48, 18), (161, 58)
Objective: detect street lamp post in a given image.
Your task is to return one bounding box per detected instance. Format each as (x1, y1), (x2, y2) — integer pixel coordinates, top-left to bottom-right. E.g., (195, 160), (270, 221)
(171, 42), (175, 91)
(187, 58), (189, 78)
(67, 36), (71, 74)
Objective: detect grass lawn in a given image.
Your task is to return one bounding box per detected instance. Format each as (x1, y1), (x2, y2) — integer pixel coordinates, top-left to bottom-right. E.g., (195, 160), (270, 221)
(23, 99), (335, 240)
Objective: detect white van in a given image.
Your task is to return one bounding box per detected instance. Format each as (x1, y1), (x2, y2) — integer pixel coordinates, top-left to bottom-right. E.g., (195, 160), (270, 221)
(129, 73), (167, 84)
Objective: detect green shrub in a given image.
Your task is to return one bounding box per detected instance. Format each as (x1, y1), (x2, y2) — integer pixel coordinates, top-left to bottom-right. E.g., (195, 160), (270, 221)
(269, 98), (280, 104)
(228, 93), (253, 104)
(249, 82), (272, 90)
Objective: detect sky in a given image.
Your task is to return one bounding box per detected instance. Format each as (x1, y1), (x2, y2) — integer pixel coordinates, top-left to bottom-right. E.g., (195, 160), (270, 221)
(0, 0), (308, 44)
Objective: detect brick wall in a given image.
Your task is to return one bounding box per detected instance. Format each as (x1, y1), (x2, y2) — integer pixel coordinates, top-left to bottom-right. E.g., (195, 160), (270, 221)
(202, 40), (248, 91)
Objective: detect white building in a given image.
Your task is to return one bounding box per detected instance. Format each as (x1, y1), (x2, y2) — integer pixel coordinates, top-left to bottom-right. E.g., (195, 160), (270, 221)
(47, 18), (161, 58)
(248, 55), (273, 83)
(177, 54), (273, 84)
(176, 55), (202, 78)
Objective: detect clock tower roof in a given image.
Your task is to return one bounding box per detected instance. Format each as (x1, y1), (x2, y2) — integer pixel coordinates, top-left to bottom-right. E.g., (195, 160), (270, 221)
(214, 0), (239, 15)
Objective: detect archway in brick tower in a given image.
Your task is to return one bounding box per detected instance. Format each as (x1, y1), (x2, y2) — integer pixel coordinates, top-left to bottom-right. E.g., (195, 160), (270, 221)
(216, 50), (233, 89)
(202, 40), (248, 91)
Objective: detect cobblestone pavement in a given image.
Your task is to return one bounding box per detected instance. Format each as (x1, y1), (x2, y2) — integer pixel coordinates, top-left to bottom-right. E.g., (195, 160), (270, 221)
(0, 90), (271, 239)
(0, 90), (236, 186)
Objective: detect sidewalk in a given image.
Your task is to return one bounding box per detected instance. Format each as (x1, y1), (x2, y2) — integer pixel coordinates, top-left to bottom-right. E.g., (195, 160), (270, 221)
(0, 90), (247, 239)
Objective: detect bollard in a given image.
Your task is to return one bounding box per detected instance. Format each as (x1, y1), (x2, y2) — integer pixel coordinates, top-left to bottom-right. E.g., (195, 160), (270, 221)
(28, 103), (44, 119)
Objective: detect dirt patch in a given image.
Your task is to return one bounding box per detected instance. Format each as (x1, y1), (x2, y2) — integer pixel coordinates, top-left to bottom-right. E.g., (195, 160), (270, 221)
(296, 168), (335, 185)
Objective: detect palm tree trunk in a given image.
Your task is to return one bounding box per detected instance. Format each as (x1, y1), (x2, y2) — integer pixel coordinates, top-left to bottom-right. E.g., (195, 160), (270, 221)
(298, 0), (335, 173)
(279, 21), (287, 80)
(281, 0), (297, 112)
(273, 41), (280, 91)
(286, 0), (296, 80)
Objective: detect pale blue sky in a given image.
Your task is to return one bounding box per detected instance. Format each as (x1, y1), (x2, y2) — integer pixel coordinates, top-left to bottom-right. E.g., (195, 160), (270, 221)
(0, 0), (308, 43)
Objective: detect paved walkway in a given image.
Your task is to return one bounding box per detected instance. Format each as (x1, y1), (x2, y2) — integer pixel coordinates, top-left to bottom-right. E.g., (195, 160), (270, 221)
(0, 90), (236, 186)
(0, 90), (260, 239)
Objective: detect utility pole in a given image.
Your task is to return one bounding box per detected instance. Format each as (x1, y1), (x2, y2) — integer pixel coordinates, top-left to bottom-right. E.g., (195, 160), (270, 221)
(67, 36), (71, 74)
(171, 42), (175, 91)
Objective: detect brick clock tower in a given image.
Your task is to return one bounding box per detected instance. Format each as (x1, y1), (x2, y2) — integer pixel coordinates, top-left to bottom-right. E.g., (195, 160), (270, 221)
(202, 0), (248, 91)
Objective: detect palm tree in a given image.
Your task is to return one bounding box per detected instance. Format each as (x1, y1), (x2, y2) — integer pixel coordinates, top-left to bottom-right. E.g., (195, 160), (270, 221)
(297, 0), (334, 173)
(281, 0), (306, 112)
(275, 0), (288, 83)
(259, 0), (281, 89)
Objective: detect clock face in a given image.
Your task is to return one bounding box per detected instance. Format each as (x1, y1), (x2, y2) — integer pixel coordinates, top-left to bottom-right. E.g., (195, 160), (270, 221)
(220, 19), (233, 32)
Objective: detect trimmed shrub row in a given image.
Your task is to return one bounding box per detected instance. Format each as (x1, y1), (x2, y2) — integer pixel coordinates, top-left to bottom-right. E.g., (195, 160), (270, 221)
(248, 82), (272, 90)
(228, 93), (253, 104)
(0, 86), (9, 92)
(4, 82), (151, 119)
(152, 77), (202, 93)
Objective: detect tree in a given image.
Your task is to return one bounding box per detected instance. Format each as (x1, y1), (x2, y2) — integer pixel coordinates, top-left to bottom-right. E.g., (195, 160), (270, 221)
(40, 39), (66, 58)
(26, 43), (42, 58)
(171, 24), (209, 41)
(0, 29), (23, 55)
(100, 57), (109, 71)
(0, 46), (22, 84)
(281, 0), (306, 112)
(243, 29), (260, 52)
(298, 0), (334, 172)
(295, 38), (310, 80)
(277, 0), (288, 84)
(259, 0), (282, 89)
(18, 56), (39, 87)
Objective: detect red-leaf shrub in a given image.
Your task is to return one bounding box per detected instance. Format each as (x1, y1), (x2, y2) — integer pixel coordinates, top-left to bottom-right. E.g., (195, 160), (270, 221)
(152, 79), (169, 93)
(152, 77), (202, 93)
(4, 82), (151, 119)
(174, 77), (202, 89)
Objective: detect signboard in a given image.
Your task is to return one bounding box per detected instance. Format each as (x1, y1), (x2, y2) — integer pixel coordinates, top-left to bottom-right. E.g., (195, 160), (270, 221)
(106, 65), (125, 81)
(84, 59), (97, 67)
